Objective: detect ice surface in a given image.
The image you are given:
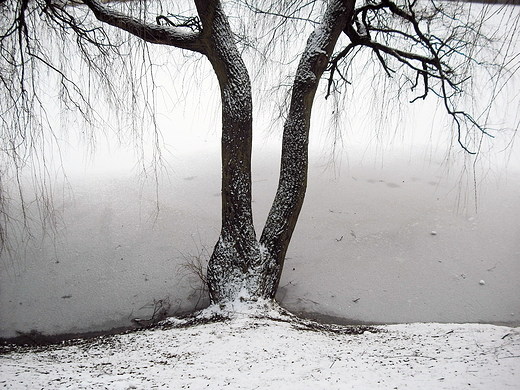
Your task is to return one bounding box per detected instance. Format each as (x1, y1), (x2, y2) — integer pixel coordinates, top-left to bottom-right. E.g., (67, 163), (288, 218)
(1, 140), (519, 339)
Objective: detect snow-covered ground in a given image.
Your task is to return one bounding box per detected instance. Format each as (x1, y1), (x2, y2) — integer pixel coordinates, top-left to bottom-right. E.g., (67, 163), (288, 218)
(1, 303), (519, 389)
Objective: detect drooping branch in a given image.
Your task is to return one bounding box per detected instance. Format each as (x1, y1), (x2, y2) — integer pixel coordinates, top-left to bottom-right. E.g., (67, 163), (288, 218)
(327, 0), (501, 154)
(409, 62), (429, 102)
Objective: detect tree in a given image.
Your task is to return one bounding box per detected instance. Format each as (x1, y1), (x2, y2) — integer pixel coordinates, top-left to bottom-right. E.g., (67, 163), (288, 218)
(1, 0), (519, 306)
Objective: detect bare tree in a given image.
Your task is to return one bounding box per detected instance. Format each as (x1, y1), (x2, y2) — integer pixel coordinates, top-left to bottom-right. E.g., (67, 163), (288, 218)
(1, 0), (518, 305)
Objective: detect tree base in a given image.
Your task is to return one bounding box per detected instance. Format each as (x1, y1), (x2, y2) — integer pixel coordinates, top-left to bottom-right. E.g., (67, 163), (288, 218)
(161, 299), (380, 336)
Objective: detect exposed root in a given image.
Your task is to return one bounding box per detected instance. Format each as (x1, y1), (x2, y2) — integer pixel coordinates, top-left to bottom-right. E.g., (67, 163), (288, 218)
(160, 299), (381, 335)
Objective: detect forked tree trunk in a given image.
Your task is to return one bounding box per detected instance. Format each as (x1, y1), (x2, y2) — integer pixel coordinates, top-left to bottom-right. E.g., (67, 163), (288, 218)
(201, 0), (354, 304)
(83, 0), (355, 305)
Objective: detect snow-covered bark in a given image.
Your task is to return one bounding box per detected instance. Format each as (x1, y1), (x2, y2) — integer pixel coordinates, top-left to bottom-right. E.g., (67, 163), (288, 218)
(260, 0), (355, 297)
(194, 0), (272, 303)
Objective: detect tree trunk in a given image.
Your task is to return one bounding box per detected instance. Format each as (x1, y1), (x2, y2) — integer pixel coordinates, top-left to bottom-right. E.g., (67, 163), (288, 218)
(196, 1), (274, 304)
(260, 0), (355, 298)
(200, 0), (354, 304)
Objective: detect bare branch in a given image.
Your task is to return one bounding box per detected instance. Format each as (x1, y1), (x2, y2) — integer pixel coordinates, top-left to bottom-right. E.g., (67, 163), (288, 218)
(373, 47), (395, 77)
(326, 42), (358, 98)
(409, 62), (429, 102)
(328, 0), (513, 153)
(80, 0), (205, 53)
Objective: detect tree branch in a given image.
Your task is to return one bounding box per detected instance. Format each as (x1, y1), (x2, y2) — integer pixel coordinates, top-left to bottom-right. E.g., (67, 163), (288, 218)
(332, 0), (499, 153)
(80, 0), (205, 53)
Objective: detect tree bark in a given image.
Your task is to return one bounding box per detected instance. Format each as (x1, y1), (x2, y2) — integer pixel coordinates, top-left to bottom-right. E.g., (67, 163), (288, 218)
(195, 0), (269, 303)
(260, 0), (355, 298)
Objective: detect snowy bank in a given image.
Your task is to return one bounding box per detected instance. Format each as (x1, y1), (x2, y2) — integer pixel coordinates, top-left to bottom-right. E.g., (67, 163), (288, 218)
(1, 311), (519, 389)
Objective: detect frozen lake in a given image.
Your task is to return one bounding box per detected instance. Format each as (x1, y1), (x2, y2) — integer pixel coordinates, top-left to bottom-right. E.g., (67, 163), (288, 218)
(1, 139), (519, 340)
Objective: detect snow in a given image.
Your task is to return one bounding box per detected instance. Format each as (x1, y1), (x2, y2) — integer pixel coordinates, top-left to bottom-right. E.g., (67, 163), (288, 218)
(1, 304), (519, 389)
